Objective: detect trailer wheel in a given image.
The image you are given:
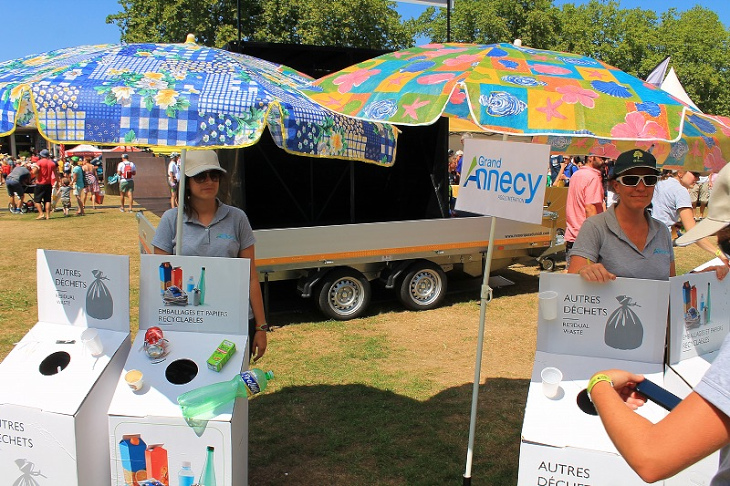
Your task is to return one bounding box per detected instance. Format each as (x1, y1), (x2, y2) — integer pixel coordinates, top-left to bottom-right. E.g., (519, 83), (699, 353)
(397, 261), (447, 311)
(540, 257), (556, 272)
(316, 268), (371, 321)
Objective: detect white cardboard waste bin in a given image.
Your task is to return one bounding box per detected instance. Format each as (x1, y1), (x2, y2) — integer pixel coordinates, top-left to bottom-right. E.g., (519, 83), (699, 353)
(518, 273), (670, 486)
(108, 254), (251, 486)
(663, 270), (729, 485)
(0, 250), (131, 486)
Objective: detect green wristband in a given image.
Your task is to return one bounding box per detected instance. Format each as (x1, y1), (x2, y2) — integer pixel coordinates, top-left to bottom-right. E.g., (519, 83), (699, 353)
(587, 373), (613, 400)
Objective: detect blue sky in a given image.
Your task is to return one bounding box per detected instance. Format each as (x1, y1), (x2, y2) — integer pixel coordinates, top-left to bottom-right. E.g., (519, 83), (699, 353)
(0, 0), (727, 62)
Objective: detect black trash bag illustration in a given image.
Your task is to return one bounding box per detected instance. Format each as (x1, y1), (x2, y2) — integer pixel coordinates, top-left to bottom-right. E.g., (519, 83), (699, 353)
(605, 295), (643, 350)
(13, 459), (46, 486)
(86, 270), (113, 320)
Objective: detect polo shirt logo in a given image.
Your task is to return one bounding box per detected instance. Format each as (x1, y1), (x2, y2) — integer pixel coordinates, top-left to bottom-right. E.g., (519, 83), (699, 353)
(216, 233), (236, 240)
(653, 248), (670, 255)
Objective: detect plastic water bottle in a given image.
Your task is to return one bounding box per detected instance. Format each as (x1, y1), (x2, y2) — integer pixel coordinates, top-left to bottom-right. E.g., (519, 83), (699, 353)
(198, 267), (206, 305)
(178, 461), (195, 486)
(199, 446), (216, 486)
(177, 369), (274, 423)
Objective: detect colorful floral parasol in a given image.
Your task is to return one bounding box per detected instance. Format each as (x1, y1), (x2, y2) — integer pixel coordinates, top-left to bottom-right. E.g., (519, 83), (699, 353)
(0, 38), (397, 166)
(305, 42), (729, 171)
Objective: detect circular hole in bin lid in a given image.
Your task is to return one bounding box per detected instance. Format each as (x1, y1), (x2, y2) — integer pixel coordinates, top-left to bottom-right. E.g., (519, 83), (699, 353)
(165, 359), (198, 385)
(576, 389), (598, 415)
(39, 351), (71, 376)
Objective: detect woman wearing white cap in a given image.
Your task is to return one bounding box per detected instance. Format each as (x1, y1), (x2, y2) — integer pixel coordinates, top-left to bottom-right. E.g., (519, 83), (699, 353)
(151, 150), (268, 360)
(586, 162), (730, 484)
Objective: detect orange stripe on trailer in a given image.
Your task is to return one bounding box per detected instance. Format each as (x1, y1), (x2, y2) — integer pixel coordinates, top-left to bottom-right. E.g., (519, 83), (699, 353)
(256, 235), (551, 266)
(139, 235), (152, 254)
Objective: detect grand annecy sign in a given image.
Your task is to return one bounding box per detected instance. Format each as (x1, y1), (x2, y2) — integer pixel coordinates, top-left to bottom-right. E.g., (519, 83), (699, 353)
(455, 140), (550, 225)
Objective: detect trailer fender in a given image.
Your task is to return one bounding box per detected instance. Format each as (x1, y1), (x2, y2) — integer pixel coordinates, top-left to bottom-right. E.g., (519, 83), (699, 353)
(380, 261), (414, 289)
(297, 268), (331, 298)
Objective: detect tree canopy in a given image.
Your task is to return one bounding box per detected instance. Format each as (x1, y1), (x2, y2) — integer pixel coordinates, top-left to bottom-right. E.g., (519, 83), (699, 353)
(106, 0), (412, 50)
(107, 0), (730, 115)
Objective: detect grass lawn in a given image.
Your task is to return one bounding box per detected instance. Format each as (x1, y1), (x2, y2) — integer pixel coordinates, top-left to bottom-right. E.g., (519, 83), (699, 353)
(0, 198), (712, 485)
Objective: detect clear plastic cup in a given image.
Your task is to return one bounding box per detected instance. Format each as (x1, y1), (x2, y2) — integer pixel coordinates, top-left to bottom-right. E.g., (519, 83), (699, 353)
(80, 328), (103, 356)
(541, 367), (562, 399)
(538, 291), (559, 321)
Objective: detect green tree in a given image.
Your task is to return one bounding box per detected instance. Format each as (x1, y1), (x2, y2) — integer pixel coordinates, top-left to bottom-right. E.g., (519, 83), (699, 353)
(107, 0), (413, 50)
(652, 7), (730, 115)
(413, 0), (562, 48)
(553, 1), (659, 78)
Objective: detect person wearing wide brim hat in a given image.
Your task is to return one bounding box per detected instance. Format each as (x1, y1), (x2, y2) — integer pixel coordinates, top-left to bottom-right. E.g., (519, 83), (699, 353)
(151, 150), (269, 361)
(676, 163), (730, 252)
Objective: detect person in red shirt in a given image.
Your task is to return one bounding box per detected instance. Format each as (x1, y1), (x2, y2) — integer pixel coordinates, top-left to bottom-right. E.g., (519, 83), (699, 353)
(564, 154), (608, 265)
(33, 149), (59, 220)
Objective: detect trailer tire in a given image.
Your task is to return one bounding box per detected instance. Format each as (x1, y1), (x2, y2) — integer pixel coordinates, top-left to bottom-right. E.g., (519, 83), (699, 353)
(316, 268), (371, 321)
(540, 257), (556, 272)
(397, 261), (447, 311)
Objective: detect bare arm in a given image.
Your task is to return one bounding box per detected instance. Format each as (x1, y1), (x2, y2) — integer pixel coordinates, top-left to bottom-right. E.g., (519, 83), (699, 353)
(678, 208), (730, 266)
(585, 189), (605, 216)
(568, 255), (617, 282)
(591, 369), (730, 483)
(239, 245), (267, 361)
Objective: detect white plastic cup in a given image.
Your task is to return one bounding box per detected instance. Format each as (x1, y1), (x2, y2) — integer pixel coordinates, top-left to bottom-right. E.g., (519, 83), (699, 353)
(538, 291), (559, 321)
(541, 367), (563, 399)
(80, 328), (103, 356)
(125, 369), (144, 391)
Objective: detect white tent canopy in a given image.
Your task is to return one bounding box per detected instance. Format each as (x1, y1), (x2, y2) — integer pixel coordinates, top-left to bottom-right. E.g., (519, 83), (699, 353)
(65, 144), (102, 155)
(661, 67), (701, 112)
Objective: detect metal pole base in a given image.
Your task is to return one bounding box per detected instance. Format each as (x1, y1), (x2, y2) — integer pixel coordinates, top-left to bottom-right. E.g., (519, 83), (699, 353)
(463, 475), (472, 486)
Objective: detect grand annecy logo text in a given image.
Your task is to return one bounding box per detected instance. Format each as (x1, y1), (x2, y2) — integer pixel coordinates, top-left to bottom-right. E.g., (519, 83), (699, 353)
(462, 154), (543, 204)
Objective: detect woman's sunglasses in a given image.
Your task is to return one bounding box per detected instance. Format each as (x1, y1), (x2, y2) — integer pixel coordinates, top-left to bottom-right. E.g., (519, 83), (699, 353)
(615, 174), (659, 187)
(192, 171), (221, 183)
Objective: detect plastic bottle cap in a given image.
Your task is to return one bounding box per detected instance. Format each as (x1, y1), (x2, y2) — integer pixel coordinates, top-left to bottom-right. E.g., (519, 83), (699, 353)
(182, 460), (191, 468)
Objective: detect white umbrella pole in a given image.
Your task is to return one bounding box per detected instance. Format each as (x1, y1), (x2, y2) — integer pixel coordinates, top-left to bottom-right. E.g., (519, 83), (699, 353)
(463, 215), (497, 485)
(174, 149), (187, 255)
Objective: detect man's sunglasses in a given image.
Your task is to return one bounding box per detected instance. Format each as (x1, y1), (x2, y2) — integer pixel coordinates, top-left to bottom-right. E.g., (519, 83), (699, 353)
(192, 171), (221, 183)
(615, 174), (659, 187)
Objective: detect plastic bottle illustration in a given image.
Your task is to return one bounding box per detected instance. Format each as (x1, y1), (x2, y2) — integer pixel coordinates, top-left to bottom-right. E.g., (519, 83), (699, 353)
(177, 369), (274, 425)
(199, 267), (206, 305)
(186, 276), (195, 293)
(199, 446), (216, 486)
(178, 460), (195, 486)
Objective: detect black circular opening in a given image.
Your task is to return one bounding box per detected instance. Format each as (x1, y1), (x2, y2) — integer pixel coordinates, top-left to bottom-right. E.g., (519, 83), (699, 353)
(576, 389), (598, 415)
(165, 359), (198, 385)
(39, 351), (71, 376)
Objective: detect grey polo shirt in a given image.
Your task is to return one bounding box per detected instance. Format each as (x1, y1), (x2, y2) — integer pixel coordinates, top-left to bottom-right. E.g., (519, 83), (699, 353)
(695, 333), (730, 486)
(152, 201), (256, 257)
(570, 206), (674, 280)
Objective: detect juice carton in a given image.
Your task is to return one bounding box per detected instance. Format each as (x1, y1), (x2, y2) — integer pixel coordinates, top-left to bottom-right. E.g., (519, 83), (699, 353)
(145, 444), (170, 485)
(159, 262), (172, 295)
(207, 340), (236, 372)
(119, 434), (147, 485)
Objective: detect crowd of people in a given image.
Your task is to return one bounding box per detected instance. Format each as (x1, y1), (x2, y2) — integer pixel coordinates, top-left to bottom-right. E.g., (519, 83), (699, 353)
(557, 150), (730, 269)
(1, 148), (142, 218)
